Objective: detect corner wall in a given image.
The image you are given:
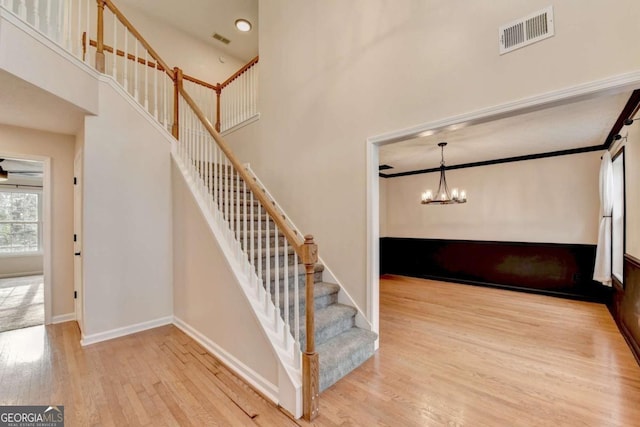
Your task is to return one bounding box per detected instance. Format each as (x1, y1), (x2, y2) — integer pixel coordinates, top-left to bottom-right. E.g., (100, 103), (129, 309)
(82, 80), (173, 340)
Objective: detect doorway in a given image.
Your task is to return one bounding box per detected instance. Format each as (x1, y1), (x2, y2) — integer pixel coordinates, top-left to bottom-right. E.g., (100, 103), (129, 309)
(0, 157), (46, 333)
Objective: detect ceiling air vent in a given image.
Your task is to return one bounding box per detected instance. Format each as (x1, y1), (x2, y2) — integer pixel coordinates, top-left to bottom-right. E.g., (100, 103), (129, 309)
(499, 6), (554, 55)
(212, 33), (231, 45)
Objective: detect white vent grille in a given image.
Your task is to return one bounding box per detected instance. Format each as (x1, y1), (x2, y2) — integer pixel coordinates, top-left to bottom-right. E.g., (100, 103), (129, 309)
(499, 6), (554, 55)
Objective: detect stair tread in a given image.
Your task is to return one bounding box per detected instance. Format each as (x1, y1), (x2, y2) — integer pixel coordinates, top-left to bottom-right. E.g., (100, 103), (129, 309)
(278, 282), (339, 307)
(263, 262), (324, 280)
(317, 327), (378, 391)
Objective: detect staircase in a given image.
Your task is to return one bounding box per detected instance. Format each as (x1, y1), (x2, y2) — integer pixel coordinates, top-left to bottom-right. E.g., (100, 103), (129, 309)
(219, 168), (378, 392)
(0, 0), (378, 419)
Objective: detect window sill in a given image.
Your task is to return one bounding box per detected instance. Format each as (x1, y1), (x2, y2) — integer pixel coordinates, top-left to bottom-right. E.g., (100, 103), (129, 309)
(0, 251), (43, 258)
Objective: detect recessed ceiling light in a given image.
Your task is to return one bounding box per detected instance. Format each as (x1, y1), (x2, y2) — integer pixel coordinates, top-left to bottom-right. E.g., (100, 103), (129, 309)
(235, 19), (252, 32)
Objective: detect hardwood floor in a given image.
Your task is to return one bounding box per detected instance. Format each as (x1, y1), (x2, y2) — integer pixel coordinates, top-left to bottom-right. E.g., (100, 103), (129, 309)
(304, 275), (640, 426)
(0, 323), (298, 426)
(1, 275), (639, 426)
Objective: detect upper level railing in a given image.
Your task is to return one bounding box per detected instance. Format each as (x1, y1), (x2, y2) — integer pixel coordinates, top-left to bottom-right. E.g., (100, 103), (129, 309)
(0, 0), (318, 420)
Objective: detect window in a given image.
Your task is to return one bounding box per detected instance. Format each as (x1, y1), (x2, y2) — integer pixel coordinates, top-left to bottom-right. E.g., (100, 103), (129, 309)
(612, 149), (624, 284)
(0, 190), (42, 254)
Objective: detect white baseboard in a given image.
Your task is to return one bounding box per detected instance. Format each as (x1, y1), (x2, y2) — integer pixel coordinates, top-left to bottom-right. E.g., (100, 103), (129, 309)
(0, 271), (43, 279)
(51, 312), (75, 324)
(80, 316), (173, 346)
(173, 316), (279, 404)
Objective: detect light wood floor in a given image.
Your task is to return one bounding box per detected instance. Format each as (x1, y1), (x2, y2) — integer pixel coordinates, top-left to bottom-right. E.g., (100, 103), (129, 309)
(2, 275), (640, 426)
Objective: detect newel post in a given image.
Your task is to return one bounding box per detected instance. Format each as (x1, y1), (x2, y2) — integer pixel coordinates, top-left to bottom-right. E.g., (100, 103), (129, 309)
(95, 0), (105, 73)
(215, 84), (222, 132)
(172, 67), (183, 139)
(301, 235), (319, 421)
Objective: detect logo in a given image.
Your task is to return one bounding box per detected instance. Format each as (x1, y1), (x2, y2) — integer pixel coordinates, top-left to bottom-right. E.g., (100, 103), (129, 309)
(0, 405), (64, 427)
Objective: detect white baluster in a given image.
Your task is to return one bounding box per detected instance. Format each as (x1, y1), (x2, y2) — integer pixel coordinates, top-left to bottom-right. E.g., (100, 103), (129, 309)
(225, 158), (230, 223)
(123, 29), (128, 91)
(56, 0), (63, 44)
(66, 0), (72, 50)
(144, 50), (149, 110)
(163, 73), (168, 128)
(250, 190), (255, 290)
(45, 0), (52, 39)
(265, 206), (270, 313)
(85, 0), (90, 64)
(153, 63), (158, 120)
(17, 0), (25, 19)
(236, 168), (240, 242)
(294, 253), (300, 364)
(134, 40), (139, 102)
(112, 14), (117, 78)
(33, 0), (41, 30)
(243, 179), (248, 266)
(284, 238), (289, 345)
(75, 0), (81, 56)
(275, 225), (280, 324)
(258, 202), (263, 299)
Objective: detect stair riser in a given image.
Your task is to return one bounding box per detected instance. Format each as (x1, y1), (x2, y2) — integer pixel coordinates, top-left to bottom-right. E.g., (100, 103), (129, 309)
(251, 252), (297, 269)
(319, 342), (375, 392)
(299, 314), (355, 349)
(274, 290), (338, 314)
(258, 271), (324, 291)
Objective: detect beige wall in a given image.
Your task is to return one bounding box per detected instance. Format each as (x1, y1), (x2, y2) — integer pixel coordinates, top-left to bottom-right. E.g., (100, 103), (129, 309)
(82, 81), (173, 337)
(171, 161), (279, 386)
(225, 0), (640, 317)
(0, 254), (43, 278)
(384, 152), (601, 244)
(0, 124), (75, 317)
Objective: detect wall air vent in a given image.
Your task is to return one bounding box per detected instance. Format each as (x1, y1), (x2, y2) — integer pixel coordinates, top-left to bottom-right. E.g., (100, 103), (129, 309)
(499, 6), (554, 55)
(212, 33), (231, 45)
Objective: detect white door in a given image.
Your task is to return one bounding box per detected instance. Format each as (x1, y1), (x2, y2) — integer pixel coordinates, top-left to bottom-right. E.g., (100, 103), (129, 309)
(73, 150), (83, 332)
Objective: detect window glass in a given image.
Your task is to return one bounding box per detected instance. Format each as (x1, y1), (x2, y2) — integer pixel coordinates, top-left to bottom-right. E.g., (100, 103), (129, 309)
(0, 191), (41, 254)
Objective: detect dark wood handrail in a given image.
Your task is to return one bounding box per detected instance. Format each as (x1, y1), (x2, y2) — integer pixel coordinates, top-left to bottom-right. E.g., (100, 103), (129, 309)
(221, 55), (259, 89)
(103, 0), (174, 80)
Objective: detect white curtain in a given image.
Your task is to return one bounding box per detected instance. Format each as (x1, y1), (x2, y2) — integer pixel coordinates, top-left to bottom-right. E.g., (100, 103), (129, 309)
(593, 151), (613, 286)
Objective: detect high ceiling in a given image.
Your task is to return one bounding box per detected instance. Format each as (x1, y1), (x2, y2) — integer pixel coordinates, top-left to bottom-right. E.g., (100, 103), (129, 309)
(379, 92), (632, 176)
(116, 0), (259, 62)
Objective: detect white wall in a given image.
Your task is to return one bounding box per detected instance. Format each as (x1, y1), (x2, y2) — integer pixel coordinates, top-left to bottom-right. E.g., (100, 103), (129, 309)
(171, 161), (278, 386)
(82, 80), (173, 337)
(0, 124), (75, 317)
(224, 0), (640, 317)
(384, 152), (601, 244)
(0, 255), (43, 278)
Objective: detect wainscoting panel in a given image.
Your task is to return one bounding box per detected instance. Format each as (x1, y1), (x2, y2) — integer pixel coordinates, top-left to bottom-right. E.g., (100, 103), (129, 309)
(380, 237), (609, 301)
(611, 254), (640, 364)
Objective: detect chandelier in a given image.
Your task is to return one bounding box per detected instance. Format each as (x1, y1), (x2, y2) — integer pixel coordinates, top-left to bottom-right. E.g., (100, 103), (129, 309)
(421, 142), (467, 205)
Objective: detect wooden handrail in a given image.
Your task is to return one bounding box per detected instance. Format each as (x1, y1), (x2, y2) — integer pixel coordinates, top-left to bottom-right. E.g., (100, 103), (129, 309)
(103, 0), (174, 80)
(221, 55), (259, 89)
(178, 86), (303, 251)
(183, 74), (219, 91)
(87, 38), (166, 71)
